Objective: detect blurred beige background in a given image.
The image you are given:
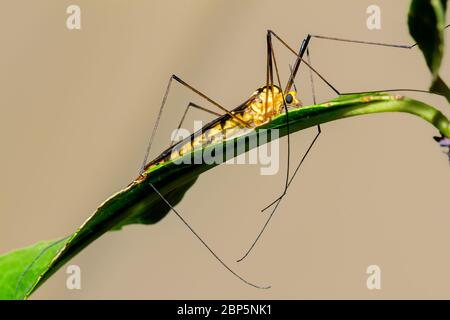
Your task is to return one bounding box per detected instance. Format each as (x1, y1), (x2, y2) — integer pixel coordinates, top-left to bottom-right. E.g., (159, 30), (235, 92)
(1, 0), (450, 299)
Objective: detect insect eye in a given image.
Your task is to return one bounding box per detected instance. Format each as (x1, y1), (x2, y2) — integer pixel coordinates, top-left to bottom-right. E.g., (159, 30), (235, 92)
(285, 94), (293, 104)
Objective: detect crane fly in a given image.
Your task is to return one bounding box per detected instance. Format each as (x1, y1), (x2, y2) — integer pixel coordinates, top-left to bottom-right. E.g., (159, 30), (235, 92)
(18, 26), (450, 293)
(138, 84), (300, 177)
(135, 28), (449, 289)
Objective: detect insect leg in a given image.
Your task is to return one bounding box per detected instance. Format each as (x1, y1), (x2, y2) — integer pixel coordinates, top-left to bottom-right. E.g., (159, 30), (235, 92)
(269, 30), (341, 95)
(148, 182), (270, 289)
(237, 30), (340, 262)
(261, 46), (322, 212)
(261, 26), (450, 207)
(170, 102), (221, 147)
(309, 23), (449, 49)
(265, 26), (450, 197)
(140, 74), (250, 174)
(20, 79), (264, 295)
(238, 25), (450, 261)
(237, 32), (313, 262)
(307, 25), (449, 95)
(140, 76), (269, 289)
(310, 34), (414, 48)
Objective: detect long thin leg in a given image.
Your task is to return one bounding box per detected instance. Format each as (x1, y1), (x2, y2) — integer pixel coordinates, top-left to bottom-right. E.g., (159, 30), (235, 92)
(265, 34), (314, 205)
(236, 33), (291, 262)
(139, 77), (269, 288)
(261, 125), (322, 212)
(288, 46), (323, 193)
(237, 124), (322, 261)
(310, 34), (414, 48)
(170, 102), (221, 147)
(265, 31), (275, 117)
(268, 31), (341, 95)
(260, 25), (450, 208)
(268, 26), (449, 95)
(238, 25), (449, 261)
(240, 28), (425, 260)
(269, 31), (291, 214)
(288, 64), (298, 92)
(303, 25), (450, 95)
(237, 34), (323, 262)
(269, 25), (450, 191)
(148, 182), (270, 289)
(309, 31), (450, 95)
(140, 74), (250, 174)
(307, 48), (317, 105)
(310, 23), (449, 49)
(261, 46), (322, 212)
(261, 34), (324, 210)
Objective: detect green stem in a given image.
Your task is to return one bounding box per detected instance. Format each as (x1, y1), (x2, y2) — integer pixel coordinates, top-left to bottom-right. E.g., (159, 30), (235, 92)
(264, 93), (450, 138)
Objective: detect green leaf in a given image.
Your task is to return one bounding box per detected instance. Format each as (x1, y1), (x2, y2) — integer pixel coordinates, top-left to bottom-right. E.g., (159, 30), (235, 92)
(408, 0), (449, 101)
(430, 76), (450, 103)
(0, 238), (68, 299)
(1, 93), (449, 299)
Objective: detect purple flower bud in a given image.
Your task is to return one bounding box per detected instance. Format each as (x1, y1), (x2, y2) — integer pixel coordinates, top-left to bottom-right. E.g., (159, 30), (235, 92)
(439, 138), (450, 147)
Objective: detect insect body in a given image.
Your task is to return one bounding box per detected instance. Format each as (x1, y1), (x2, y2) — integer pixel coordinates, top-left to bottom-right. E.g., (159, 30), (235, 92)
(140, 86), (301, 176)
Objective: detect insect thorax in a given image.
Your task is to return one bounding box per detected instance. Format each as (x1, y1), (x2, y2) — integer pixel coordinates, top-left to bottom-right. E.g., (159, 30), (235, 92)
(245, 86), (286, 126)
